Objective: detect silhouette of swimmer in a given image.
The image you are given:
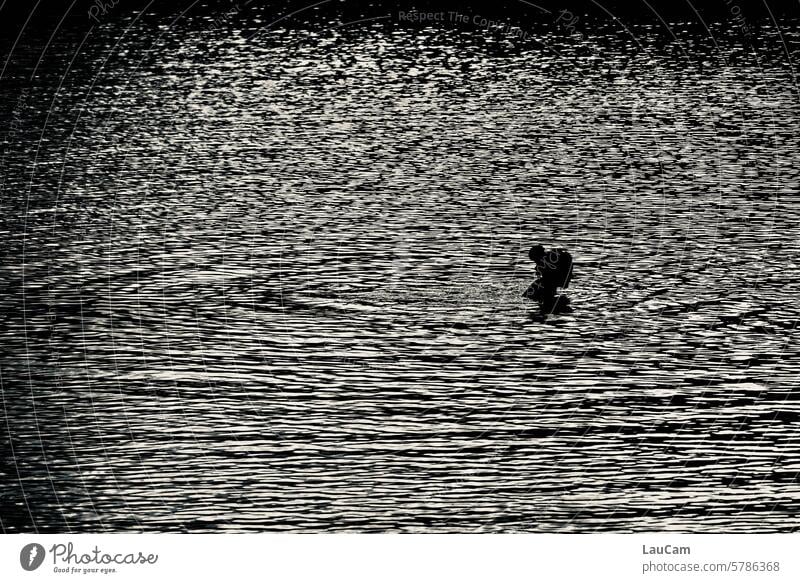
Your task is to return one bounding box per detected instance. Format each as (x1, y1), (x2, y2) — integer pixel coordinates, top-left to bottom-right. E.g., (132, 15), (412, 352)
(523, 244), (574, 314)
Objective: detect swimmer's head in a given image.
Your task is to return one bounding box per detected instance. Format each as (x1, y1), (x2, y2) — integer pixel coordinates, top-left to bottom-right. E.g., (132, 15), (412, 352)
(528, 244), (546, 262)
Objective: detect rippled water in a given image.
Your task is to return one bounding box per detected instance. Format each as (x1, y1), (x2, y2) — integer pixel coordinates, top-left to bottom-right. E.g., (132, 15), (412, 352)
(1, 9), (800, 532)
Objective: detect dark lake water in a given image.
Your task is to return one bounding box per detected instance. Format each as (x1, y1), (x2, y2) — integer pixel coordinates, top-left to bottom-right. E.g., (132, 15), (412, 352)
(1, 7), (800, 532)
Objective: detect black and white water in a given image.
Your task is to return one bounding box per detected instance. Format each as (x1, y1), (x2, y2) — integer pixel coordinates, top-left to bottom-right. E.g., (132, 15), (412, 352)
(1, 7), (799, 532)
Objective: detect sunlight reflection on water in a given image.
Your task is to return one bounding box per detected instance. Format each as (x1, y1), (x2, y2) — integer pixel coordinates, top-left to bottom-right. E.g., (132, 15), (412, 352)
(1, 14), (799, 532)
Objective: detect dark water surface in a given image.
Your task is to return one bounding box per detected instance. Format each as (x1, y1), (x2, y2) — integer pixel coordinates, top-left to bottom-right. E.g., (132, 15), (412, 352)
(1, 9), (800, 531)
